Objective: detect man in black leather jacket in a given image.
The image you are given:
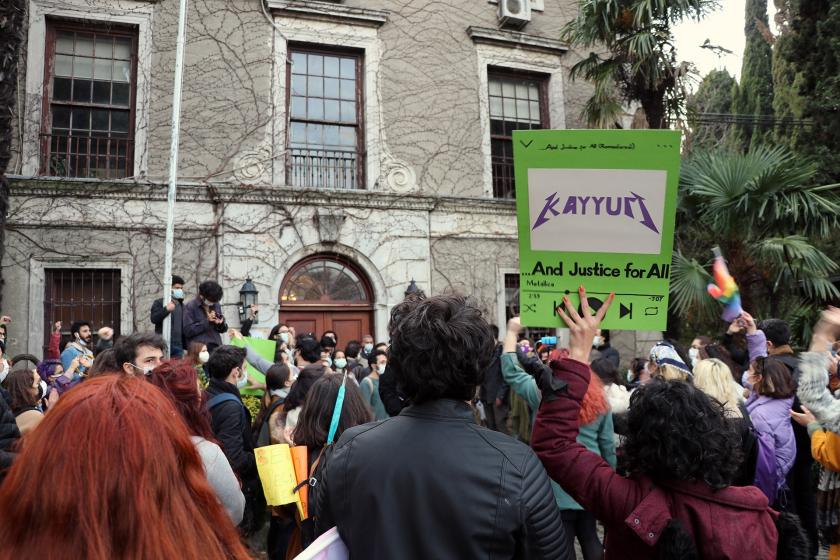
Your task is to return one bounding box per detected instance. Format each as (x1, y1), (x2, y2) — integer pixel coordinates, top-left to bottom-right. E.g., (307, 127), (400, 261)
(315, 295), (571, 559)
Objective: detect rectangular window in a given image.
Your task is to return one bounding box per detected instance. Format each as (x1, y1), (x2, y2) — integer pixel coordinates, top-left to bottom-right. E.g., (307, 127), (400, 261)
(286, 46), (364, 189)
(504, 273), (554, 343)
(43, 269), (121, 356)
(489, 69), (548, 199)
(40, 21), (138, 179)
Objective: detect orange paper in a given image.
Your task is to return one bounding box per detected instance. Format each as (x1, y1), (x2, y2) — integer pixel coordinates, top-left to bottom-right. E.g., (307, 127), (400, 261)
(290, 445), (309, 519)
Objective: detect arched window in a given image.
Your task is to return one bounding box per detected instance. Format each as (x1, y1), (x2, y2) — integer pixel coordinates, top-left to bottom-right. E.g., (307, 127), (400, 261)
(280, 255), (371, 305)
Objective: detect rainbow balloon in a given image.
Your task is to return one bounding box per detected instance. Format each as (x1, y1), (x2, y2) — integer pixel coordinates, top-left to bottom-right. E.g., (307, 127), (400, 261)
(707, 247), (743, 322)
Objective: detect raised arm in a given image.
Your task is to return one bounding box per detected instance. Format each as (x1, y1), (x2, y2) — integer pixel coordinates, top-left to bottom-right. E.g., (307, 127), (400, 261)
(798, 307), (840, 432)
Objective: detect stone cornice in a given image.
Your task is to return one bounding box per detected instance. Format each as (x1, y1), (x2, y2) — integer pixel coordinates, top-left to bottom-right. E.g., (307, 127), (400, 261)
(467, 26), (568, 55)
(8, 176), (516, 216)
(266, 0), (389, 27)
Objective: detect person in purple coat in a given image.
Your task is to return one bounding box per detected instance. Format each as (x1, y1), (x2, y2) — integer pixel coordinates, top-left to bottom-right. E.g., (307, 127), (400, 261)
(745, 355), (797, 507)
(182, 280), (228, 353)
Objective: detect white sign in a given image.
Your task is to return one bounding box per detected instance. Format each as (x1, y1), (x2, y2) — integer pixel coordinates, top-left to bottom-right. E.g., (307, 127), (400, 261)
(528, 168), (667, 255)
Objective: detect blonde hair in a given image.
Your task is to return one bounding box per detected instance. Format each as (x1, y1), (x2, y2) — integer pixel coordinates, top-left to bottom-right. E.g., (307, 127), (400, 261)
(656, 363), (689, 382)
(693, 358), (742, 418)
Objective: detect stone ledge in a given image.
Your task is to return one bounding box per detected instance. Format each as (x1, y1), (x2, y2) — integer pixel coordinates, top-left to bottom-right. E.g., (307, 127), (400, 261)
(8, 176), (517, 216)
(266, 0), (388, 27)
(467, 26), (568, 55)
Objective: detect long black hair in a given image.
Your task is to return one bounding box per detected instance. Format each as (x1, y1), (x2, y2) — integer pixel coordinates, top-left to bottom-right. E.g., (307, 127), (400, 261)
(293, 374), (372, 450)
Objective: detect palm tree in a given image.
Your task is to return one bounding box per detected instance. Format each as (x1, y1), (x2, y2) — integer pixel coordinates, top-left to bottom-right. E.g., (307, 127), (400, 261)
(671, 146), (840, 328)
(561, 0), (718, 129)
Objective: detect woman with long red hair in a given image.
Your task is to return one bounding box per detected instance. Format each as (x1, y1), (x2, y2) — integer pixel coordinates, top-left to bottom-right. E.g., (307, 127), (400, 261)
(148, 360), (245, 523)
(501, 317), (615, 560)
(0, 375), (250, 560)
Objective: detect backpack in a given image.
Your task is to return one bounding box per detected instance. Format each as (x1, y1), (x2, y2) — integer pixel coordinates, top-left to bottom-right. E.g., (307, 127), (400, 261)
(254, 398), (285, 448)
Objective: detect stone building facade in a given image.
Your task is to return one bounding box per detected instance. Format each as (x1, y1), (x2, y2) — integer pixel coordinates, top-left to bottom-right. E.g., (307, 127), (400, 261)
(4, 0), (652, 362)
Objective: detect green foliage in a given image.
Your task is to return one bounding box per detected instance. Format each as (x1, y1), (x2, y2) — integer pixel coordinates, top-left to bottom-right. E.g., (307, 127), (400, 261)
(771, 0), (840, 184)
(561, 0), (718, 129)
(686, 70), (737, 153)
(671, 146), (840, 329)
(730, 0), (774, 151)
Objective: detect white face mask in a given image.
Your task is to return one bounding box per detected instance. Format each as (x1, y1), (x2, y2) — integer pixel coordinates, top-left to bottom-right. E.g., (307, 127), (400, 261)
(0, 361), (9, 383)
(38, 380), (48, 401)
(688, 347), (700, 366)
(236, 368), (249, 389)
(131, 363), (154, 376)
(198, 350), (210, 364)
(626, 369), (634, 382)
(364, 343), (373, 353)
(592, 336), (604, 348)
(378, 364), (386, 375)
(279, 332), (290, 343)
(334, 358), (347, 370)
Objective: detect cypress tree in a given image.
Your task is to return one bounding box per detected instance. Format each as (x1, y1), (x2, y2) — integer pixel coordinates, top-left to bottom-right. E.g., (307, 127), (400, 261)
(731, 0), (774, 151)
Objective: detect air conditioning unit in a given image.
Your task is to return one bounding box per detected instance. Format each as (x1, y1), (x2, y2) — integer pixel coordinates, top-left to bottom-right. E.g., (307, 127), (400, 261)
(499, 0), (532, 29)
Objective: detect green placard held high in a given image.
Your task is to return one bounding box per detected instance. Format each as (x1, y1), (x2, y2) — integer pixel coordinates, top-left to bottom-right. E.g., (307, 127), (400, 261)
(513, 129), (681, 331)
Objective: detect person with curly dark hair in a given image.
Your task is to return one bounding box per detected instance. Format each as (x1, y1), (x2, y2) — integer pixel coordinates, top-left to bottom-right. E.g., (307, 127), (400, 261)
(531, 287), (808, 560)
(314, 295), (571, 559)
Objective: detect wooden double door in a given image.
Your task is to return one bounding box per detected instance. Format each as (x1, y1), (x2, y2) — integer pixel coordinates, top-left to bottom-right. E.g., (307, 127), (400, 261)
(281, 309), (372, 345)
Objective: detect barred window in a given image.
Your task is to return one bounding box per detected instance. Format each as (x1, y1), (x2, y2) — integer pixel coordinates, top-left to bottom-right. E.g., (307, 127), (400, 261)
(41, 20), (137, 178)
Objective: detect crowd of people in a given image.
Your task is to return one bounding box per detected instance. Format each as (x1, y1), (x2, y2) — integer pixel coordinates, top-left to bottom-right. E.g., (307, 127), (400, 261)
(2, 276), (840, 559)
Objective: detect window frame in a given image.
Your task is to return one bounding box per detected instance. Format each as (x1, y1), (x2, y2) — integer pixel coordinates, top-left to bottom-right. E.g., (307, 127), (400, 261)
(40, 18), (139, 179)
(488, 67), (549, 199)
(284, 43), (367, 190)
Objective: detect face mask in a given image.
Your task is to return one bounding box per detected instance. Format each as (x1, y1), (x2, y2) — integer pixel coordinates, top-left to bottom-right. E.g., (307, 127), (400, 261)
(378, 364), (386, 375)
(688, 347), (700, 366)
(279, 332), (290, 343)
(76, 335), (87, 347)
(37, 380), (47, 401)
(131, 363), (155, 376)
(364, 343), (373, 354)
(520, 345), (531, 354)
(172, 288), (185, 300)
(324, 357), (333, 368)
(270, 388), (289, 399)
(626, 369), (634, 382)
(236, 369), (249, 389)
(334, 358), (347, 370)
(0, 361), (8, 383)
(198, 350), (210, 364)
(592, 336), (604, 348)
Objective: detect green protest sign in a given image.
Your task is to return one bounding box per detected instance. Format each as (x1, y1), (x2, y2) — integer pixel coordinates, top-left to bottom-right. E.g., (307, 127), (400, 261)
(230, 336), (276, 395)
(513, 129), (681, 331)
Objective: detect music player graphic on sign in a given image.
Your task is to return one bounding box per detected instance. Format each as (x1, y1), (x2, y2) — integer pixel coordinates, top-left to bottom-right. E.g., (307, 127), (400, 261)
(513, 129), (681, 331)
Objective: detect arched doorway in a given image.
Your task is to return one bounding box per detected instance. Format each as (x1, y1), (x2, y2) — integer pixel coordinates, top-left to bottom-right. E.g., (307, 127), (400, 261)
(279, 254), (374, 343)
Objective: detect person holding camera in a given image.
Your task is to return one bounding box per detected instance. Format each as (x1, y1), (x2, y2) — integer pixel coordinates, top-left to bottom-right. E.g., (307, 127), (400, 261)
(183, 280), (228, 353)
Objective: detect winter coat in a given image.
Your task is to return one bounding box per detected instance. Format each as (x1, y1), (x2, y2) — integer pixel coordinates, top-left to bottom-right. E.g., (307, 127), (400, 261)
(59, 341), (93, 374)
(205, 379), (256, 482)
(0, 388), (20, 472)
(150, 297), (185, 349)
(480, 342), (509, 404)
(501, 352), (616, 511)
(746, 393), (796, 500)
(531, 357), (781, 560)
(315, 399), (573, 560)
(182, 297), (228, 349)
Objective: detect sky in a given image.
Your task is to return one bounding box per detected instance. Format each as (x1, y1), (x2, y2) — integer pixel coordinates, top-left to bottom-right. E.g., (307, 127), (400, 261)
(673, 1), (778, 88)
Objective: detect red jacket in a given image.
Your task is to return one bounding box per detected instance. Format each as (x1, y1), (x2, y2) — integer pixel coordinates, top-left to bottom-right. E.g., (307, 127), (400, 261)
(531, 358), (779, 559)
